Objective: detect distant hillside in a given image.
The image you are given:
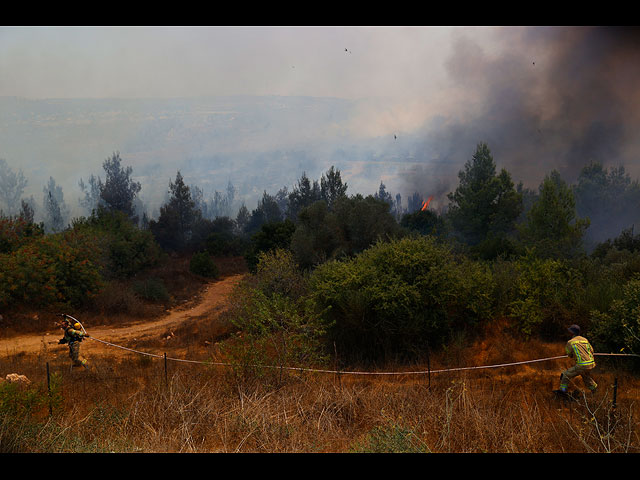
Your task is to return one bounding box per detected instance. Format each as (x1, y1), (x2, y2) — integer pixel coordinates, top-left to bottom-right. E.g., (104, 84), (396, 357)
(0, 95), (440, 218)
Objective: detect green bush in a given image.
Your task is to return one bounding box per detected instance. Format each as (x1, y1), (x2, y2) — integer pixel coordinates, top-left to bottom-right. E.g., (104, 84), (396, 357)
(291, 196), (404, 270)
(507, 254), (583, 338)
(0, 374), (62, 453)
(221, 281), (331, 386)
(0, 230), (104, 308)
(309, 236), (494, 362)
(253, 248), (307, 300)
(245, 220), (296, 272)
(189, 252), (219, 278)
(0, 217), (44, 254)
(72, 209), (164, 278)
(590, 276), (640, 355)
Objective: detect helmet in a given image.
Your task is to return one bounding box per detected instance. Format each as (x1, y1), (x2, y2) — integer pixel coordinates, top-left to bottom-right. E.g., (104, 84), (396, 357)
(568, 324), (580, 336)
(73, 322), (82, 330)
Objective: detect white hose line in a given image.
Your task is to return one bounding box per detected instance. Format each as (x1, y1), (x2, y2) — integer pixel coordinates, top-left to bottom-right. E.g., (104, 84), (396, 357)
(83, 330), (640, 376)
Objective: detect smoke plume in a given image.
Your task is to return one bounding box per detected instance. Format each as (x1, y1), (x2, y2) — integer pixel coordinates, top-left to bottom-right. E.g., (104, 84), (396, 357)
(402, 26), (640, 204)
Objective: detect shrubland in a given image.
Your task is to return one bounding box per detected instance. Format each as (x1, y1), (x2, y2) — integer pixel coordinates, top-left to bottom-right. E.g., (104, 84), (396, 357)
(2, 146), (640, 452)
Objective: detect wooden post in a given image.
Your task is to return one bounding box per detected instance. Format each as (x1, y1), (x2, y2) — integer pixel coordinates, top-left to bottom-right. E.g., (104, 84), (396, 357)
(426, 340), (431, 390)
(164, 353), (168, 388)
(46, 362), (53, 416)
(334, 342), (341, 389)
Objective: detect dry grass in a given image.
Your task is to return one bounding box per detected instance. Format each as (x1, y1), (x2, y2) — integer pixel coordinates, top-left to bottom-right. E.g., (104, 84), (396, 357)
(1, 338), (639, 453)
(1, 256), (639, 453)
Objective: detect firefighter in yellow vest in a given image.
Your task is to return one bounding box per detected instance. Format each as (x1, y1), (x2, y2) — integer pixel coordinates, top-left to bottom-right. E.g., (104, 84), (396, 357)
(57, 314), (90, 370)
(558, 324), (597, 394)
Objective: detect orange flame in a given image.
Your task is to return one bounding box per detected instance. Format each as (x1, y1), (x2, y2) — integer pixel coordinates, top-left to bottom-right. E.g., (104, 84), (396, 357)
(421, 196), (433, 211)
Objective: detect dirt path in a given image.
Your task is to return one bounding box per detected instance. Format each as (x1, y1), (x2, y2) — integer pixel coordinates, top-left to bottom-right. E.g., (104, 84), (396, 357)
(0, 274), (245, 359)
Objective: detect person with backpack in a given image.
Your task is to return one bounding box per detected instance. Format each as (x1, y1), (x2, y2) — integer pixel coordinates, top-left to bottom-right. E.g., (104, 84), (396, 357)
(57, 314), (90, 370)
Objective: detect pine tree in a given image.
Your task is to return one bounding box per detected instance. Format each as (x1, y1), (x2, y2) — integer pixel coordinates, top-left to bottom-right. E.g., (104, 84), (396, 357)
(0, 158), (27, 216)
(519, 170), (590, 258)
(42, 177), (69, 233)
(150, 171), (200, 251)
(99, 152), (141, 220)
(447, 142), (522, 245)
(288, 172), (321, 220)
(320, 166), (347, 210)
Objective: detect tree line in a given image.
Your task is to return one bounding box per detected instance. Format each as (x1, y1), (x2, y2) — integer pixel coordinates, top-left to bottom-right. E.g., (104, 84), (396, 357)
(2, 143), (640, 363)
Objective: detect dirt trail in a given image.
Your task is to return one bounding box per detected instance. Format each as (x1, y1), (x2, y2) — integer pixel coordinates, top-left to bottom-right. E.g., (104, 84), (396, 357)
(0, 274), (245, 359)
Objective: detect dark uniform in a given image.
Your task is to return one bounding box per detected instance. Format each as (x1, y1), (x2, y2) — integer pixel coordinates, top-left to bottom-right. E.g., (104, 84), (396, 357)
(58, 317), (89, 369)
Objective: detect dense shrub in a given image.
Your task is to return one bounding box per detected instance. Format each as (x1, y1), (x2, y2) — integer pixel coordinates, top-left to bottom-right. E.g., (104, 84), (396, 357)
(308, 236), (494, 362)
(245, 220), (296, 272)
(0, 374), (63, 453)
(253, 248), (307, 300)
(400, 209), (447, 238)
(291, 196), (404, 270)
(590, 276), (640, 355)
(0, 217), (44, 254)
(72, 209), (164, 278)
(506, 254), (584, 338)
(189, 252), (219, 278)
(0, 230), (104, 308)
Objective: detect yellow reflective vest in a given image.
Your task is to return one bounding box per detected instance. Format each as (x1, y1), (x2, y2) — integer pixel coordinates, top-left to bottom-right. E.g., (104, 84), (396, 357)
(565, 336), (595, 367)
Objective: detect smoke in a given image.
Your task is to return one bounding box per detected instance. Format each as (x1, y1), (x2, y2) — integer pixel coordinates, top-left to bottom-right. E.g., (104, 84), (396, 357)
(401, 26), (640, 204)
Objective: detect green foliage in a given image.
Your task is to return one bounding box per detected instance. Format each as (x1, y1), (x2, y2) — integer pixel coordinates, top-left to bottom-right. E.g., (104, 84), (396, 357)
(0, 376), (60, 419)
(222, 284), (330, 386)
(592, 227), (640, 259)
(518, 171), (590, 259)
(203, 216), (248, 256)
(221, 249), (330, 385)
(287, 172), (322, 221)
(0, 230), (104, 308)
(400, 209), (448, 237)
(309, 236), (494, 362)
(189, 252), (219, 278)
(72, 208), (163, 278)
(319, 166), (348, 210)
(244, 191), (284, 236)
(0, 374), (63, 453)
(471, 232), (520, 261)
(149, 170), (201, 252)
(590, 276), (640, 355)
(291, 195), (404, 270)
(507, 254), (584, 338)
(99, 152), (141, 219)
(447, 143), (523, 246)
(0, 216), (44, 254)
(253, 249), (307, 300)
(245, 219), (296, 272)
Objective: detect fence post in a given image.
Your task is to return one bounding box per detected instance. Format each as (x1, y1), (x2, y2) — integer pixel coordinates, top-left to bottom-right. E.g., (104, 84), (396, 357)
(426, 341), (431, 390)
(164, 353), (168, 388)
(46, 362), (53, 416)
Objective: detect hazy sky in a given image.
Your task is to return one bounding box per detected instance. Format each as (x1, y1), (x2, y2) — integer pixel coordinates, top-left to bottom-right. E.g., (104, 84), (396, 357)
(3, 26), (640, 217)
(0, 26), (504, 100)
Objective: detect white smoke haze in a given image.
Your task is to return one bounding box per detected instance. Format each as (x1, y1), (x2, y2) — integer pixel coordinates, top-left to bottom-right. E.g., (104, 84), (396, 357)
(1, 26), (639, 229)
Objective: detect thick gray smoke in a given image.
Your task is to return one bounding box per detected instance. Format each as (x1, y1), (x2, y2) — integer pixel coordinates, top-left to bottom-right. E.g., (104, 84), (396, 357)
(401, 26), (640, 207)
